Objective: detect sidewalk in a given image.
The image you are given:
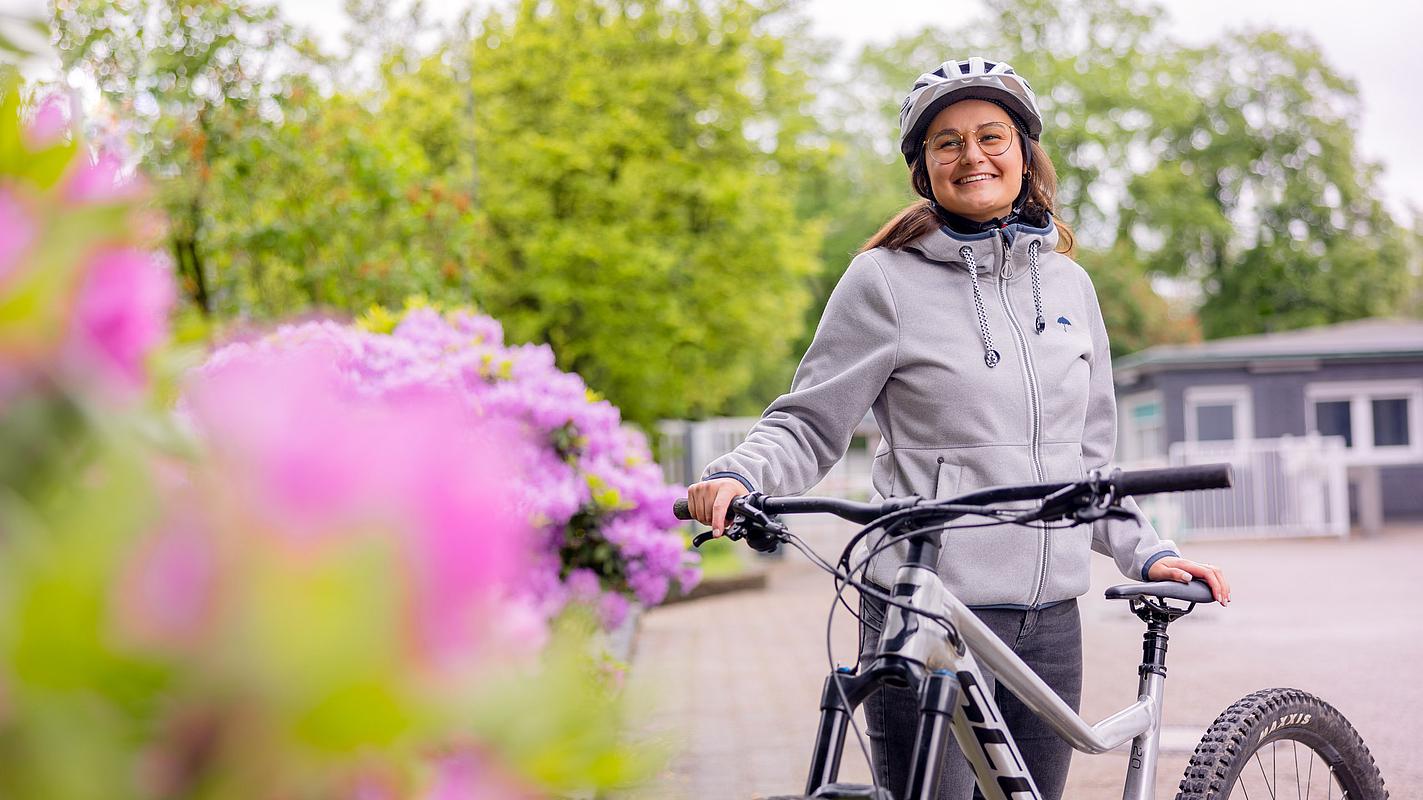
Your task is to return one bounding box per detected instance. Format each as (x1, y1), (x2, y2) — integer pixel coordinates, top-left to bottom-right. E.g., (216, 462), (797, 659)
(624, 524), (1423, 798)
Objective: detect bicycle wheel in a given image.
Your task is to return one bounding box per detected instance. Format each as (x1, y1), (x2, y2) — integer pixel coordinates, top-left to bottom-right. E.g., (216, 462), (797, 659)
(1177, 687), (1387, 800)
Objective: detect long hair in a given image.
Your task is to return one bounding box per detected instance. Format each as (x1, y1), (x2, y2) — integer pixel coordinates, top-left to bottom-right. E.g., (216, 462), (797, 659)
(860, 139), (1076, 256)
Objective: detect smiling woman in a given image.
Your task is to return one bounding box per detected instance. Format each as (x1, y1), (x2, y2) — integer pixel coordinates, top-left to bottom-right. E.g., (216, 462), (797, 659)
(923, 102), (1023, 222)
(685, 56), (1231, 800)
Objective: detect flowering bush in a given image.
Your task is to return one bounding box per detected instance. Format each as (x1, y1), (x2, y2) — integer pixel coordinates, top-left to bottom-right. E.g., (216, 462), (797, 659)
(202, 302), (701, 629)
(1, 94), (166, 381)
(0, 81), (658, 799)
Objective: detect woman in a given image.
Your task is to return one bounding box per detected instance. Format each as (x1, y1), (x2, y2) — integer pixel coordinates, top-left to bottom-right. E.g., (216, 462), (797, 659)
(686, 58), (1229, 798)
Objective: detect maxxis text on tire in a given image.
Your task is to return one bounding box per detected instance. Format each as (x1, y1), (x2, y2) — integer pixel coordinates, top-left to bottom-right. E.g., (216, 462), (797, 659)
(1176, 687), (1387, 800)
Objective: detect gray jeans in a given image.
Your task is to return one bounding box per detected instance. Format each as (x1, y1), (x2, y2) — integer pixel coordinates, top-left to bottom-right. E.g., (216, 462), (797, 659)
(857, 589), (1083, 800)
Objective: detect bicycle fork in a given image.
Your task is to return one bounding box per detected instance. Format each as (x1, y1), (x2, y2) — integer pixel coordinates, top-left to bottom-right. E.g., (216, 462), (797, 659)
(804, 556), (1045, 799)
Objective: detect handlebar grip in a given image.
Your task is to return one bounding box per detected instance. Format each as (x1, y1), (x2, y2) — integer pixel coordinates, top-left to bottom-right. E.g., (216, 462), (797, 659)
(1115, 463), (1233, 496)
(673, 498), (692, 521)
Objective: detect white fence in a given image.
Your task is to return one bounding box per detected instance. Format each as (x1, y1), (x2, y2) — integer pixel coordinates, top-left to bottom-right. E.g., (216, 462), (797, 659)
(658, 418), (1351, 541)
(656, 414), (881, 500)
(1125, 435), (1350, 541)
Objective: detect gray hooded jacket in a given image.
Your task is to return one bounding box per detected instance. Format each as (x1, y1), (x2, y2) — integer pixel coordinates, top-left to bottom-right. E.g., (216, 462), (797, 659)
(702, 218), (1179, 607)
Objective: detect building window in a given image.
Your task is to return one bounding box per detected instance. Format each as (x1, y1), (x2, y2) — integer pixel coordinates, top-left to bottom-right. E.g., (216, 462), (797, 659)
(1313, 400), (1353, 447)
(1121, 393), (1164, 461)
(1306, 381), (1421, 462)
(1372, 398), (1410, 447)
(1184, 386), (1253, 444)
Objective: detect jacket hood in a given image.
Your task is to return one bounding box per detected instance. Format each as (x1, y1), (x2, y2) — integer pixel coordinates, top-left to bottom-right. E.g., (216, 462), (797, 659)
(905, 216), (1059, 277)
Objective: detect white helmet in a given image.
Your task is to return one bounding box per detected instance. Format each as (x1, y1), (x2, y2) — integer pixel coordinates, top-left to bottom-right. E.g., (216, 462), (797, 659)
(898, 58), (1043, 165)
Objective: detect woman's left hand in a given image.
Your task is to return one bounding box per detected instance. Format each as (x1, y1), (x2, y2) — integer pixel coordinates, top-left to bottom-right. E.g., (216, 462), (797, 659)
(1147, 556), (1231, 606)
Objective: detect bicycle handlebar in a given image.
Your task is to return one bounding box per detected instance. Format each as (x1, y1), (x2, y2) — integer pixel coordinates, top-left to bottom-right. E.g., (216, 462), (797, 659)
(672, 463), (1233, 526)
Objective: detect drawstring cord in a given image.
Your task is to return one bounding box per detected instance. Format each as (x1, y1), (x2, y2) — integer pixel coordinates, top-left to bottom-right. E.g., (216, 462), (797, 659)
(959, 246), (1001, 368)
(1029, 240), (1045, 334)
(960, 239), (1046, 368)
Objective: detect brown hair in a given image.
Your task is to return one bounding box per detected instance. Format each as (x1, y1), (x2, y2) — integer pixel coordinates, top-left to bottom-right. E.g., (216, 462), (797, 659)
(860, 139), (1076, 256)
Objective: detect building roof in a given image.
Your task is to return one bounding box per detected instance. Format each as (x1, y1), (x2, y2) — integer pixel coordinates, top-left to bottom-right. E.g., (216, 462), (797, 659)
(1114, 318), (1423, 378)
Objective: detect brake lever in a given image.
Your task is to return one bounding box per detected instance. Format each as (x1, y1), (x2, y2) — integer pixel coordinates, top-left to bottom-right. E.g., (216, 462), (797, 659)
(1070, 469), (1143, 526)
(690, 492), (787, 550)
(691, 517), (751, 548)
(1076, 504), (1143, 526)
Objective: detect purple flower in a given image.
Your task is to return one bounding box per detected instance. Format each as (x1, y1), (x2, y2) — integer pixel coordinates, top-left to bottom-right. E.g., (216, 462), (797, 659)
(193, 308), (700, 633)
(598, 591), (631, 630)
(183, 344), (537, 665)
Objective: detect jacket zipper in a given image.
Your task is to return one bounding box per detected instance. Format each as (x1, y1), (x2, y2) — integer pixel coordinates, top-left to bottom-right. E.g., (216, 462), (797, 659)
(996, 230), (1050, 607)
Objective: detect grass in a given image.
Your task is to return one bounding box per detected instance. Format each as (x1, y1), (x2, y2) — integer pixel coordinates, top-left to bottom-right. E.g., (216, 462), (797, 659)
(690, 534), (745, 580)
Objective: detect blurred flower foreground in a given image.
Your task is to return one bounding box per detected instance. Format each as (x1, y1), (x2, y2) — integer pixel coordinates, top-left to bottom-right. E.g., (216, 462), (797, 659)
(0, 81), (684, 799)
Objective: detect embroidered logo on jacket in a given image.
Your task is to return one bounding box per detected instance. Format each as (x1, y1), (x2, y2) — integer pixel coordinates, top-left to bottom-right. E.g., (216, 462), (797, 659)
(1057, 315), (1072, 333)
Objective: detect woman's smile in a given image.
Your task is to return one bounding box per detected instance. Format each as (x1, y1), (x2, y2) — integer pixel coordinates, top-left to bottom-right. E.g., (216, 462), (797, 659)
(953, 171), (1000, 186)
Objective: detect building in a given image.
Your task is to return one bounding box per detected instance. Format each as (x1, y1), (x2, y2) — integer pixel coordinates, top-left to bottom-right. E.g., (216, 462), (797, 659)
(1114, 318), (1423, 533)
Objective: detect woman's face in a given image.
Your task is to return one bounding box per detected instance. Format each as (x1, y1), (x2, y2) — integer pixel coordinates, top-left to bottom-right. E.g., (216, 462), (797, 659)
(924, 99), (1025, 222)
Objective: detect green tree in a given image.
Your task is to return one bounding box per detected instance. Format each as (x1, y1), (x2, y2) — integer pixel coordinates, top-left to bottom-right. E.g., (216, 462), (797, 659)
(50, 0), (302, 315)
(467, 0), (822, 424)
(200, 64), (482, 314)
(1121, 30), (1411, 336)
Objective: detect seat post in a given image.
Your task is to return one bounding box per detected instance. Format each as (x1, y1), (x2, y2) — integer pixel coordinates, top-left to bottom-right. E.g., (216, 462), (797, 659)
(1139, 608), (1172, 680)
(1121, 598), (1191, 800)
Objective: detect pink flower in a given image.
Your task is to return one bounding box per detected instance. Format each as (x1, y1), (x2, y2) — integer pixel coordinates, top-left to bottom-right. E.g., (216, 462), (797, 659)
(0, 187), (33, 286)
(183, 345), (537, 666)
(424, 749), (538, 800)
(565, 568), (602, 601)
(65, 149), (143, 204)
(25, 95), (69, 150)
(67, 248), (174, 390)
(598, 591), (631, 630)
(116, 520), (218, 652)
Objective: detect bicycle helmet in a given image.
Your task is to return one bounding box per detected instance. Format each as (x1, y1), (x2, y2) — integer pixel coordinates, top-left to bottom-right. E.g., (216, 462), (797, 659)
(898, 57), (1043, 166)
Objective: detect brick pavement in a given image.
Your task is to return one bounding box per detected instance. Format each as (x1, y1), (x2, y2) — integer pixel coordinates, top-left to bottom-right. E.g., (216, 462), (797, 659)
(623, 523), (1423, 799)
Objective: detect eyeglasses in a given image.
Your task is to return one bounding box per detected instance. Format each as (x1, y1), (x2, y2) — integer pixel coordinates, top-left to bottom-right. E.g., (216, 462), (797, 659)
(924, 121), (1014, 165)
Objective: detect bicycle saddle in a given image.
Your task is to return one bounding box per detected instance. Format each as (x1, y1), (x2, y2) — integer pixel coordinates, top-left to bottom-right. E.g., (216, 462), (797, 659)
(1104, 580), (1216, 605)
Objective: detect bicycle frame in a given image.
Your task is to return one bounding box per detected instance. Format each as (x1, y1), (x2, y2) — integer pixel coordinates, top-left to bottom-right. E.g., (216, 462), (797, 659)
(805, 533), (1170, 800)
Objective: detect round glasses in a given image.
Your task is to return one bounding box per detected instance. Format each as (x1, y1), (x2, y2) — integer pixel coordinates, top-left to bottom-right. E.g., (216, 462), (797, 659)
(925, 121), (1014, 165)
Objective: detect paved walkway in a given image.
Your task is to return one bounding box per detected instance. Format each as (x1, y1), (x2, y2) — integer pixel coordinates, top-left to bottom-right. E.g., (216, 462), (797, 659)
(623, 524), (1423, 799)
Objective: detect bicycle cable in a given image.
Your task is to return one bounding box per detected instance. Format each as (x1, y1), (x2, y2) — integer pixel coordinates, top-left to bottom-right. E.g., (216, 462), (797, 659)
(785, 511), (1079, 793)
(776, 519), (1002, 799)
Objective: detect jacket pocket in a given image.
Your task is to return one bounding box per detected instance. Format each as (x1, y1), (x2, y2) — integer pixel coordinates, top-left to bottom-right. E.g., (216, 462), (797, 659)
(934, 458), (963, 500)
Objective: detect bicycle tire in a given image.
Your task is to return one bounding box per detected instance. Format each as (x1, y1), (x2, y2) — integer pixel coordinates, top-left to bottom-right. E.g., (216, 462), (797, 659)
(1176, 687), (1387, 800)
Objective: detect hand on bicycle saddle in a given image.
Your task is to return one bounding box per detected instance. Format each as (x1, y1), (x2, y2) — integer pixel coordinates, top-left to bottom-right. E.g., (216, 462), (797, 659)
(1146, 556), (1231, 606)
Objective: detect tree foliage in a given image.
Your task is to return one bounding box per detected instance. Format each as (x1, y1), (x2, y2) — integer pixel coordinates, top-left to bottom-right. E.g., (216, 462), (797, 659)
(44, 0), (1420, 427)
(1121, 30), (1410, 336)
(51, 0), (300, 314)
(465, 0), (822, 423)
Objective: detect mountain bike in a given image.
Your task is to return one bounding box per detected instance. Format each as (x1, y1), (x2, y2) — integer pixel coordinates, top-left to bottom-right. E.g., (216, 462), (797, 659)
(673, 464), (1388, 800)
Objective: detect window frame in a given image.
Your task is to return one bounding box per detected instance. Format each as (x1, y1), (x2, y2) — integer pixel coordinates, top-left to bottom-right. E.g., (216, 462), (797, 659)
(1304, 379), (1423, 464)
(1183, 385), (1254, 445)
(1119, 390), (1166, 463)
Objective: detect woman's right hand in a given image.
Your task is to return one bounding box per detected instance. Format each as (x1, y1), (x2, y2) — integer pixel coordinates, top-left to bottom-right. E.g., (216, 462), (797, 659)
(686, 477), (751, 538)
